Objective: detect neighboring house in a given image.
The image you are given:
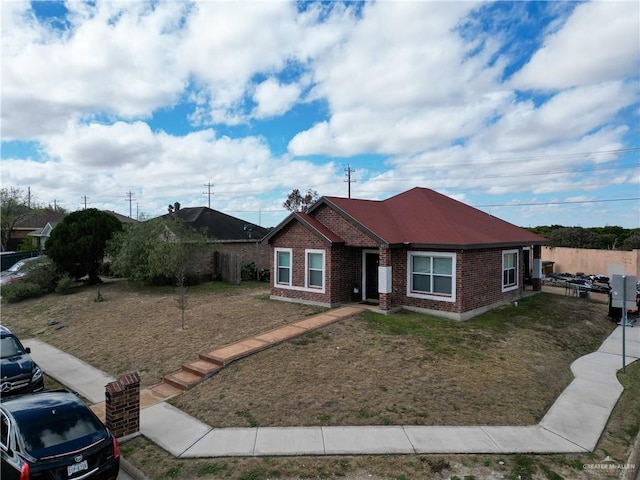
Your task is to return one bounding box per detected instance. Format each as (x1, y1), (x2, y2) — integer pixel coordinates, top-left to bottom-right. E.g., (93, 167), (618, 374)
(264, 187), (547, 320)
(161, 207), (272, 273)
(9, 210), (66, 251)
(11, 210), (135, 252)
(27, 222), (58, 251)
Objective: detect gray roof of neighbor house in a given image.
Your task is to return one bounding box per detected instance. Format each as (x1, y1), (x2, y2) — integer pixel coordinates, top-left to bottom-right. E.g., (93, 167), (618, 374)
(160, 207), (270, 241)
(13, 210), (66, 229)
(103, 211), (137, 224)
(266, 187), (548, 249)
(15, 210), (135, 229)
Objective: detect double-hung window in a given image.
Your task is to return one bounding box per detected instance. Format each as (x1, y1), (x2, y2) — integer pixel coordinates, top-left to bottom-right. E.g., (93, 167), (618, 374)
(407, 252), (455, 302)
(306, 250), (325, 289)
(275, 248), (292, 285)
(502, 249), (518, 291)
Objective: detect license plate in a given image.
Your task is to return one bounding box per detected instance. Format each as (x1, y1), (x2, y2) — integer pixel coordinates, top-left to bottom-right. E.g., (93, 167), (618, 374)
(67, 460), (88, 477)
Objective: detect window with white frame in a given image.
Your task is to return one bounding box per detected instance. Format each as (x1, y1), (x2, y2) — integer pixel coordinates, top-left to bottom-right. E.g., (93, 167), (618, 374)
(275, 248), (292, 285)
(306, 250), (325, 289)
(502, 249), (518, 291)
(407, 251), (456, 302)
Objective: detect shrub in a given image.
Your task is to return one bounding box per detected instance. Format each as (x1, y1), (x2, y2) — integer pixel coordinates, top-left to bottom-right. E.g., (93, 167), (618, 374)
(55, 274), (74, 295)
(2, 282), (43, 303)
(27, 261), (58, 293)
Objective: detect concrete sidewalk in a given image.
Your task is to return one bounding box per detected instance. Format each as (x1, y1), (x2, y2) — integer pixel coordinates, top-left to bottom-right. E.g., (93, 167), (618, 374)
(24, 322), (640, 457)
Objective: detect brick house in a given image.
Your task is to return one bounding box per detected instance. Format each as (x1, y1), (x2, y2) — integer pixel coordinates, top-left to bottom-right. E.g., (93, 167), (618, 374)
(264, 187), (547, 320)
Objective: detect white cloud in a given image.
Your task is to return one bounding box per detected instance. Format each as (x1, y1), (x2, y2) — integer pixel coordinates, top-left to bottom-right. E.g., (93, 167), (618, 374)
(510, 1), (640, 90)
(473, 81), (635, 152)
(252, 79), (301, 119)
(177, 1), (354, 125)
(288, 1), (504, 157)
(2, 120), (344, 217)
(2, 1), (189, 139)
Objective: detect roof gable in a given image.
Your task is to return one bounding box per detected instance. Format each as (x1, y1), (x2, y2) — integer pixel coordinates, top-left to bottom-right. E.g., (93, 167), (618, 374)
(264, 212), (345, 246)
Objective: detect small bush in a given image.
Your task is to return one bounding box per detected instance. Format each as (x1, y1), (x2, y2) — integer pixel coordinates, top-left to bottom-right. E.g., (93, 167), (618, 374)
(26, 261), (58, 293)
(55, 274), (74, 295)
(2, 282), (43, 303)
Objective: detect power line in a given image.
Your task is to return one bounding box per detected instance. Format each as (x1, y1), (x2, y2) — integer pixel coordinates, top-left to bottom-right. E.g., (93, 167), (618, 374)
(477, 197), (640, 208)
(344, 165), (356, 198)
(125, 191), (135, 218)
(389, 147), (640, 169)
(203, 182), (214, 208)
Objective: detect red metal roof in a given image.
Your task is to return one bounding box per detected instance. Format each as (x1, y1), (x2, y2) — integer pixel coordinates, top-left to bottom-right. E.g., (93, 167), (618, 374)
(322, 187), (547, 247)
(295, 213), (345, 244)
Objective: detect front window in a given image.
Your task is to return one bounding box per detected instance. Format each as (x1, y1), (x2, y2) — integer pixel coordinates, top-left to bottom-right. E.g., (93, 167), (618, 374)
(306, 250), (324, 289)
(1, 335), (25, 359)
(407, 252), (456, 302)
(502, 250), (518, 291)
(275, 249), (292, 285)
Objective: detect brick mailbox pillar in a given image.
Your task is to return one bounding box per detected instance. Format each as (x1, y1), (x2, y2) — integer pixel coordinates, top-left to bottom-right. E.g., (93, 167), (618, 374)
(105, 372), (140, 438)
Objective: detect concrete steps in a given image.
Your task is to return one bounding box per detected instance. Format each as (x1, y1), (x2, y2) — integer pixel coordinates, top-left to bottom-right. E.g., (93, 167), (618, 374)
(160, 305), (367, 392)
(163, 369), (203, 391)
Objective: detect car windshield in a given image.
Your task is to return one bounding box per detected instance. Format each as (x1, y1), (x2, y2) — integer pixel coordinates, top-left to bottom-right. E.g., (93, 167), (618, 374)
(6, 260), (29, 272)
(16, 402), (107, 458)
(0, 336), (26, 358)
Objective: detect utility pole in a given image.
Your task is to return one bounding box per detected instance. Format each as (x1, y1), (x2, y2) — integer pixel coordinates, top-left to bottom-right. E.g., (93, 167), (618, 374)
(125, 191), (135, 218)
(344, 165), (356, 198)
(82, 196), (88, 209)
(27, 187), (31, 209)
(203, 182), (214, 208)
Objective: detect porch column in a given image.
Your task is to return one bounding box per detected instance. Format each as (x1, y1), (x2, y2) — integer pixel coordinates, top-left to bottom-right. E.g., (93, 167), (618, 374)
(378, 247), (392, 311)
(532, 245), (542, 291)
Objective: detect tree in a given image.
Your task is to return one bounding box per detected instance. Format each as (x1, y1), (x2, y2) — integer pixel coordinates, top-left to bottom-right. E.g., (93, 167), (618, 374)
(167, 202), (181, 214)
(45, 209), (122, 284)
(621, 230), (640, 251)
(283, 189), (319, 213)
(107, 216), (211, 285)
(0, 187), (31, 251)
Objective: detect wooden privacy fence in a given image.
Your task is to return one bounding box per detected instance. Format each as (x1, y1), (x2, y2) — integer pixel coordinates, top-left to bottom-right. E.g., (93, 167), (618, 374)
(213, 251), (242, 284)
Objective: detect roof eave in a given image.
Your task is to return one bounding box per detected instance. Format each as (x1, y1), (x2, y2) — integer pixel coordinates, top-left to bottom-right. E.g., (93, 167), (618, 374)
(393, 240), (548, 250)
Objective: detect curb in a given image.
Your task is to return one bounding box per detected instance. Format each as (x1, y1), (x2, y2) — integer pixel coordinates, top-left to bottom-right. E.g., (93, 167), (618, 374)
(119, 433), (148, 480)
(120, 457), (148, 480)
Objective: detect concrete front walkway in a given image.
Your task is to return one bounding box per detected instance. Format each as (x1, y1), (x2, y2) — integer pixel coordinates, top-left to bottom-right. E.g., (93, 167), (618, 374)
(24, 318), (640, 457)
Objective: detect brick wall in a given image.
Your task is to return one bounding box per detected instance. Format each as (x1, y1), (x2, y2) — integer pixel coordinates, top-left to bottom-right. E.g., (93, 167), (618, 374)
(389, 247), (523, 317)
(105, 372), (140, 438)
(314, 204), (378, 247)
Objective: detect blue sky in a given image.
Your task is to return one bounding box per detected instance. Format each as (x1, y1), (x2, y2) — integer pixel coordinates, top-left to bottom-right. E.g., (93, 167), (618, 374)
(1, 0), (639, 229)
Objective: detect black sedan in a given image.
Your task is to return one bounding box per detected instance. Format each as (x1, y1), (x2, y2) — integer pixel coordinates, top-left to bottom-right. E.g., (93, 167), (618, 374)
(1, 391), (120, 480)
(1, 326), (45, 397)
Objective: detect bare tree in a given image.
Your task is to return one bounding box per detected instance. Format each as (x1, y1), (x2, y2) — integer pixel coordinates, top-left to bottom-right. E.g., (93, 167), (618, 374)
(283, 189), (319, 213)
(1, 187), (32, 251)
(176, 264), (188, 330)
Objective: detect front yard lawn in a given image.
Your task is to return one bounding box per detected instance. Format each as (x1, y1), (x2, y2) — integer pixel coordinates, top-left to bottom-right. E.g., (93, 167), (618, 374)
(4, 281), (637, 480)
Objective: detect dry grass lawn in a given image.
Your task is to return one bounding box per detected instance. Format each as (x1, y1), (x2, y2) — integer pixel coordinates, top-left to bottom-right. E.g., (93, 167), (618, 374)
(1, 279), (323, 387)
(3, 279), (637, 480)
